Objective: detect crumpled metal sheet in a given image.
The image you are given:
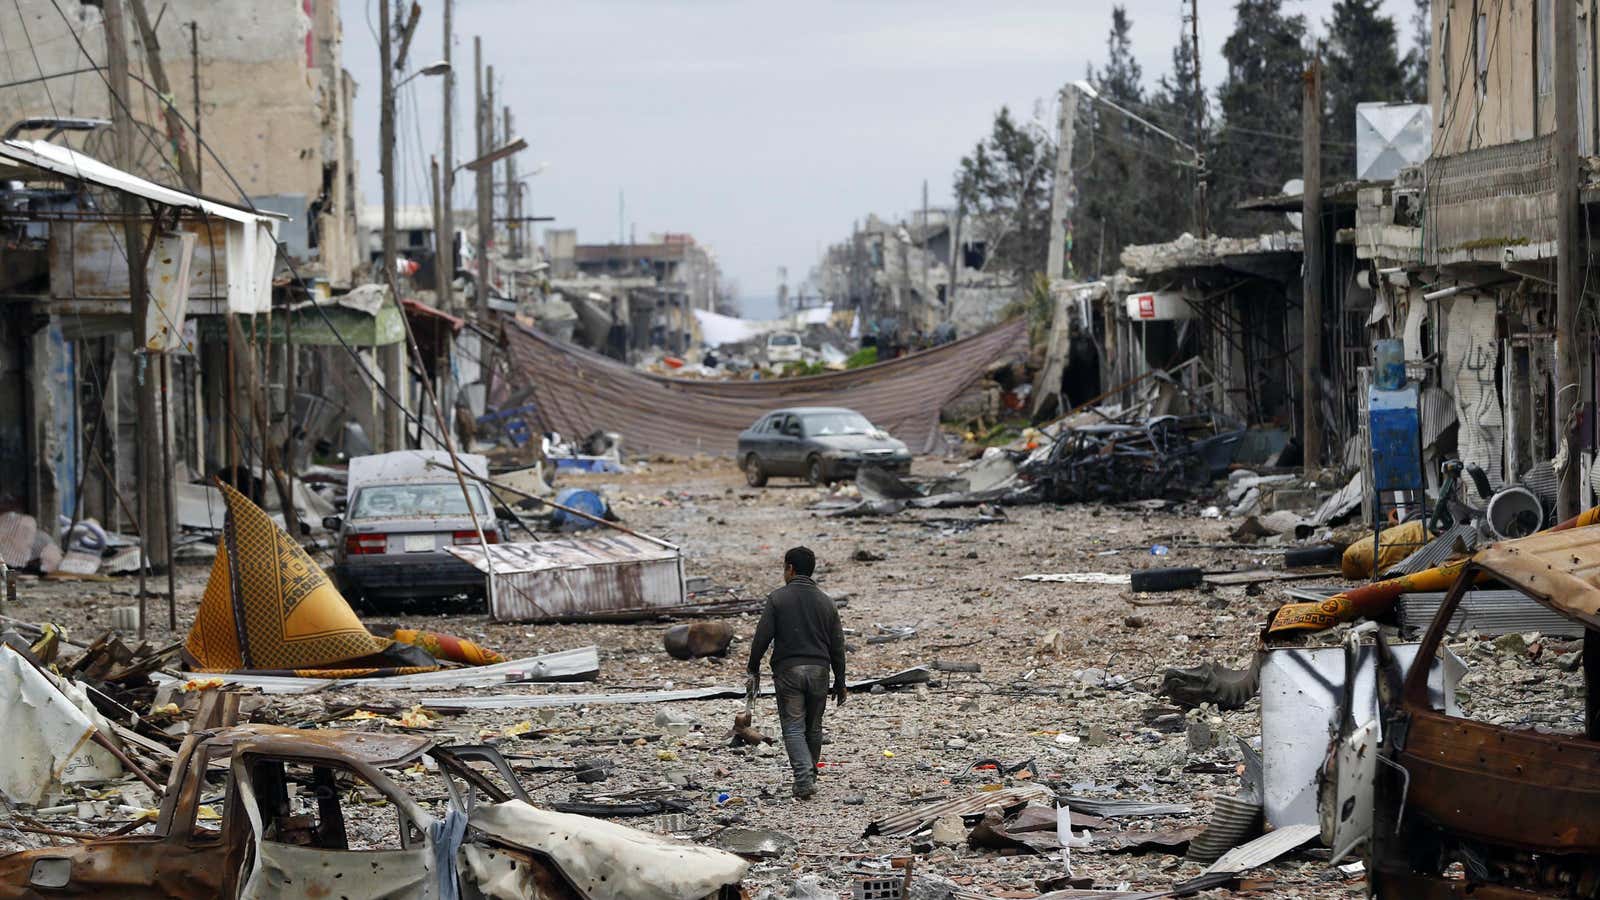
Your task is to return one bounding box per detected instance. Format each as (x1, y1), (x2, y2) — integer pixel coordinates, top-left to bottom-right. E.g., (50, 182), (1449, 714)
(0, 645), (122, 805)
(1384, 523), (1478, 576)
(468, 800), (749, 900)
(503, 318), (1028, 456)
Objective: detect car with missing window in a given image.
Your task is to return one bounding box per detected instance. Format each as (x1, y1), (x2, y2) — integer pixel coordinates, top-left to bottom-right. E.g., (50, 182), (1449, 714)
(324, 450), (505, 609)
(737, 406), (911, 486)
(764, 331), (804, 364)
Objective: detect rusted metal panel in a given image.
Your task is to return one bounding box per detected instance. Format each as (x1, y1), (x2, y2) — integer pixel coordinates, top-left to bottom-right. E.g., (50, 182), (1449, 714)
(1473, 526), (1600, 629)
(504, 317), (1028, 457)
(448, 535), (686, 623)
(205, 724), (435, 767)
(1368, 558), (1600, 897)
(50, 221), (229, 302)
(0, 840), (225, 899)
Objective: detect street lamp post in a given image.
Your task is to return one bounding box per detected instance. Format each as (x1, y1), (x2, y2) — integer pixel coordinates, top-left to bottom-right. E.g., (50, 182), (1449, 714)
(377, 10), (448, 449)
(1073, 80), (1206, 237)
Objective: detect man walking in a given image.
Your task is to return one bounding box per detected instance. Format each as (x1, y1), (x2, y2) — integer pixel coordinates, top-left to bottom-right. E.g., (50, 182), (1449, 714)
(747, 546), (846, 799)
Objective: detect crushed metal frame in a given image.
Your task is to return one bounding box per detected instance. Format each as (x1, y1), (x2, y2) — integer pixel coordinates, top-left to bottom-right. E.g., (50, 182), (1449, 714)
(1367, 529), (1600, 899)
(0, 724), (744, 899)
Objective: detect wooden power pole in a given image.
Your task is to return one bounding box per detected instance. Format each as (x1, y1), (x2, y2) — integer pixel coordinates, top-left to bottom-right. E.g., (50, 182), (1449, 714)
(1301, 56), (1324, 475)
(477, 63), (494, 312)
(378, 0), (404, 451)
(1189, 0), (1207, 237)
(103, 0), (169, 608)
(504, 106), (516, 259)
(439, 0), (455, 308)
(1556, 0), (1583, 519)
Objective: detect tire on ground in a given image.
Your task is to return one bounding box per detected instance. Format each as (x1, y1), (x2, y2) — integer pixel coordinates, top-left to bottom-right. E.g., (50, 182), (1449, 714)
(1130, 566), (1204, 593)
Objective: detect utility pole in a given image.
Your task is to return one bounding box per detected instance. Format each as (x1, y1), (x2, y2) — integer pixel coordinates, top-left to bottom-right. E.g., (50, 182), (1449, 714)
(920, 179), (929, 324)
(428, 159), (448, 313)
(1188, 0), (1207, 237)
(1045, 84), (1078, 284)
(439, 0), (454, 308)
(378, 0), (404, 451)
(189, 22), (201, 192)
(476, 60), (494, 312)
(128, 0), (198, 191)
(1556, 0), (1582, 519)
(504, 106), (517, 258)
(1301, 55), (1324, 475)
(1030, 83), (1079, 419)
(104, 0), (168, 619)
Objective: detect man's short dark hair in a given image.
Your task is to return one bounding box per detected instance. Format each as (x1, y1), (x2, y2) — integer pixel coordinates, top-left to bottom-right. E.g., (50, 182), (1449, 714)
(785, 546), (816, 577)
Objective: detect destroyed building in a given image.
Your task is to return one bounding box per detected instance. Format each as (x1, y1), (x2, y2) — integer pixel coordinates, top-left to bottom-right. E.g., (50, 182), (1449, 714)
(812, 210), (1023, 339)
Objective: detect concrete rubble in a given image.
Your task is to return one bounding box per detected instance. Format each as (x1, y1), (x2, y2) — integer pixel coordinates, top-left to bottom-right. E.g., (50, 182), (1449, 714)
(4, 453), (1593, 900)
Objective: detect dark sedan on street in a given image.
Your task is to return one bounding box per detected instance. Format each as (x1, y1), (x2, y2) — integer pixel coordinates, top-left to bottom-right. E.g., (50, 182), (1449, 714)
(737, 407), (911, 486)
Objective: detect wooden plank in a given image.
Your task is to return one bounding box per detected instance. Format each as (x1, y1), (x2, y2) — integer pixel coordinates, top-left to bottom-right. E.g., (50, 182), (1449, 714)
(1204, 568), (1341, 586)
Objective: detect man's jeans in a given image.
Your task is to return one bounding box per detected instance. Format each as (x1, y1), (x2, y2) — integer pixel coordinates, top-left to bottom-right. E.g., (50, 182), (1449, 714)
(774, 664), (829, 789)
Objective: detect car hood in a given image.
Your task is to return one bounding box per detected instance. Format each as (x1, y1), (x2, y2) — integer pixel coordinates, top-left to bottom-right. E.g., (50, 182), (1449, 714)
(810, 433), (906, 452)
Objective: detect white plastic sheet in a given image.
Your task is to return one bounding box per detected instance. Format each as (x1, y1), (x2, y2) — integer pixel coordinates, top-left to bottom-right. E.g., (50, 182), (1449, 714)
(0, 645), (122, 805)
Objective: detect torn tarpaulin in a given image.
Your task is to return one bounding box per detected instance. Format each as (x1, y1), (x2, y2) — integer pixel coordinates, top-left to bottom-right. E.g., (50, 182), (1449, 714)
(504, 316), (1027, 456)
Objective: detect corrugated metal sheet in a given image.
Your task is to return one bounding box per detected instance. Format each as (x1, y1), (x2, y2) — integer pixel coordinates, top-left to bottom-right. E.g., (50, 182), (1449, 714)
(1385, 523), (1478, 576)
(0, 512), (38, 568)
(1200, 823), (1320, 875)
(448, 534), (686, 623)
(1397, 590), (1587, 637)
(1464, 526), (1600, 630)
(864, 783), (1056, 837)
(504, 318), (1029, 456)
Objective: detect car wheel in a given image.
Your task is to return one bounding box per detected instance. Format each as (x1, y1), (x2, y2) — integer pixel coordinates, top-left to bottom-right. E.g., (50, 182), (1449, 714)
(806, 455), (827, 486)
(745, 454), (768, 487)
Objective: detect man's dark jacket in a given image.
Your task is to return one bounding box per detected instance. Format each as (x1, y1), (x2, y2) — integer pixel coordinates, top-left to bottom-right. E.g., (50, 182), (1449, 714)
(747, 575), (845, 688)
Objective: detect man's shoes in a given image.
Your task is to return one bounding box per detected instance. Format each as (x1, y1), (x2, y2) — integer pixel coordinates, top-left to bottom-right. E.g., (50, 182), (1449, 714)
(793, 779), (817, 800)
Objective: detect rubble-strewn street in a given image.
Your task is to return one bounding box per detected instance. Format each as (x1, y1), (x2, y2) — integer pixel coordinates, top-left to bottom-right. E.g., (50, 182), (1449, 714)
(5, 0), (1600, 896)
(5, 458), (1588, 898)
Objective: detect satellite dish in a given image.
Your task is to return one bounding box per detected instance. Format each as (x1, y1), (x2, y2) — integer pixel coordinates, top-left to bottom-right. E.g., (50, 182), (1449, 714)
(1283, 179), (1305, 231)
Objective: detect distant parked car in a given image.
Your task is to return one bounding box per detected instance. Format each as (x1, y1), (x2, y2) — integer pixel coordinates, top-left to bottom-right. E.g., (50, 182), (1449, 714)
(737, 407), (911, 486)
(765, 331), (804, 364)
(324, 450), (505, 608)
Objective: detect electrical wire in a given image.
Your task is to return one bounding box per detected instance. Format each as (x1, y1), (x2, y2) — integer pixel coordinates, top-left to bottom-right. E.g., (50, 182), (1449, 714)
(36, 0), (448, 447)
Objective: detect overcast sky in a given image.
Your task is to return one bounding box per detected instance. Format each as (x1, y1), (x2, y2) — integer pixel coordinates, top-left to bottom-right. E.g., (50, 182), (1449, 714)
(342, 0), (1416, 316)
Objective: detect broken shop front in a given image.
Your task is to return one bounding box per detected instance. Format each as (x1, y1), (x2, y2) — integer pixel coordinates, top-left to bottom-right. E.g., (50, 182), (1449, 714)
(1354, 140), (1600, 513)
(1112, 232), (1317, 451)
(0, 138), (283, 541)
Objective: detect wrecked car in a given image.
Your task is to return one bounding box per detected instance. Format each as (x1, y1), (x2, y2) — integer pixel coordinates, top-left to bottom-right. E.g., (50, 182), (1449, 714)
(1348, 527), (1600, 898)
(324, 450), (506, 609)
(0, 724), (746, 899)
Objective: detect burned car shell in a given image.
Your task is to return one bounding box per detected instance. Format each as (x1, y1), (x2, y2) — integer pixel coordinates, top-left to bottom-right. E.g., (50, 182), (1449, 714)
(1368, 527), (1600, 898)
(0, 724), (744, 900)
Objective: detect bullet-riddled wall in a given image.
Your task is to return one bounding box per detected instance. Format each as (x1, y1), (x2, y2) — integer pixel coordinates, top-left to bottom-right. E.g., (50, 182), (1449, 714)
(0, 0), (360, 287)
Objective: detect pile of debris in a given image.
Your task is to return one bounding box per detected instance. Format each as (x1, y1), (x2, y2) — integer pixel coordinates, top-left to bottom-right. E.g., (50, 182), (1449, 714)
(1019, 414), (1241, 504)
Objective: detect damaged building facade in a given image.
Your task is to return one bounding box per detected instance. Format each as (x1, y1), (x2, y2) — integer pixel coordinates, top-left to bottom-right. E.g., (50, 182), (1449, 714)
(1095, 0), (1593, 508)
(812, 210), (1024, 341)
(539, 229), (726, 359)
(1351, 0), (1600, 509)
(0, 0), (389, 545)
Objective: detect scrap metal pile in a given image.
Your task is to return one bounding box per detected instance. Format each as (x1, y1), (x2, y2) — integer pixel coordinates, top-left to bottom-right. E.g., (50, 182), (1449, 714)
(1018, 413), (1241, 504)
